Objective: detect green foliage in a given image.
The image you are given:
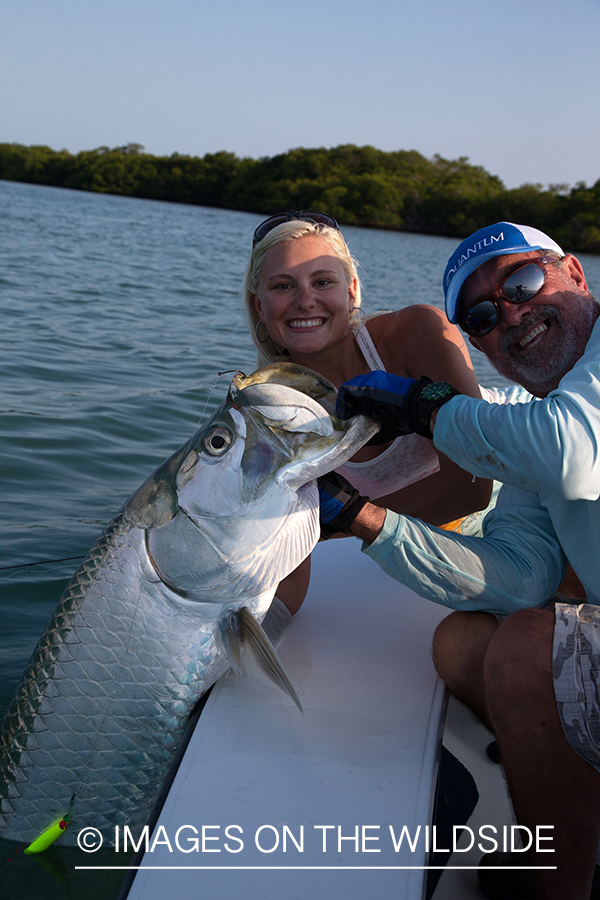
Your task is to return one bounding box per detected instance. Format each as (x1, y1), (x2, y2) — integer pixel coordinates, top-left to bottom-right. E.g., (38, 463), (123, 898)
(0, 142), (598, 253)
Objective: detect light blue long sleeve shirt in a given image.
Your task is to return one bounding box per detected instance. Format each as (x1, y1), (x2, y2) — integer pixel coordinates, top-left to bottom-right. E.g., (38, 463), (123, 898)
(364, 318), (600, 611)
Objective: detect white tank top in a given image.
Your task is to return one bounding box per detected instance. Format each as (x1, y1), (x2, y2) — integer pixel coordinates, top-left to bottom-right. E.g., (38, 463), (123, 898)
(335, 326), (440, 500)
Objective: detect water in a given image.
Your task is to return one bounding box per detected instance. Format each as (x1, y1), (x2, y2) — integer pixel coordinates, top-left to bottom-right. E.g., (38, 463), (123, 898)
(2, 180), (600, 898)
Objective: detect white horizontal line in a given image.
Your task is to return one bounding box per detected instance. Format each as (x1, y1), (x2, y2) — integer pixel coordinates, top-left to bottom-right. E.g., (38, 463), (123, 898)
(75, 865), (558, 871)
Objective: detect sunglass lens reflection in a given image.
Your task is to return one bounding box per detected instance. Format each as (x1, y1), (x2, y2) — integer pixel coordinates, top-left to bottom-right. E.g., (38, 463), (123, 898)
(502, 264), (546, 302)
(462, 301), (499, 337)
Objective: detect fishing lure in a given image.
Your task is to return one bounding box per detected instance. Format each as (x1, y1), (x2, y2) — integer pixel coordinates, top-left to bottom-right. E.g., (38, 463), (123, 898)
(23, 793), (75, 855)
(24, 813), (71, 854)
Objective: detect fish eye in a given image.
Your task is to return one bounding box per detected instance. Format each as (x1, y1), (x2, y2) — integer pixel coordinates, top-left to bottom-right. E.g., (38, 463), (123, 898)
(202, 426), (233, 456)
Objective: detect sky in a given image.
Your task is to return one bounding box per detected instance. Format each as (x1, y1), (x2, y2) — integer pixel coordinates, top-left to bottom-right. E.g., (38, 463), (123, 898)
(2, 0), (600, 190)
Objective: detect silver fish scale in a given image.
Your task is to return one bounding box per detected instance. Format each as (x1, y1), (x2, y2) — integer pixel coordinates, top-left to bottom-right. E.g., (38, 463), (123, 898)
(0, 511), (226, 843)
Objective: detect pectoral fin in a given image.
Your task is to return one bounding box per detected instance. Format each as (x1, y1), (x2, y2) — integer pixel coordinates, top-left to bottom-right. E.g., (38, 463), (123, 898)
(226, 607), (302, 714)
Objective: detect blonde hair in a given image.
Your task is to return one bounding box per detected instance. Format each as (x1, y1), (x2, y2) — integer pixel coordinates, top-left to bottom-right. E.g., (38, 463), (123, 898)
(242, 220), (363, 366)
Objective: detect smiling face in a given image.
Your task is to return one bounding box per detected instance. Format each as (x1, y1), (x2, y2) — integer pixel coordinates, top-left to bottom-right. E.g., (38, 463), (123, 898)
(250, 235), (357, 361)
(463, 251), (600, 396)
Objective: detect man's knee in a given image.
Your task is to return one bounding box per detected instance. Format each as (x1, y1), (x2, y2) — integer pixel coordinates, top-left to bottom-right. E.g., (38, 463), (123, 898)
(433, 610), (498, 661)
(432, 610), (498, 683)
(484, 607), (555, 703)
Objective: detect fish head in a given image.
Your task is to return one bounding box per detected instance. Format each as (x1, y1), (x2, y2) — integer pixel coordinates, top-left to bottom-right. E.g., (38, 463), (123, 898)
(126, 364), (379, 604)
(229, 363), (380, 494)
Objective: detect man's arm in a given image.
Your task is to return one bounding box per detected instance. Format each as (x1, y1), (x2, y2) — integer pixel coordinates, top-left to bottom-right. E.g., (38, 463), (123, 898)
(433, 325), (600, 501)
(338, 325), (600, 502)
(349, 502), (386, 544)
(350, 487), (566, 616)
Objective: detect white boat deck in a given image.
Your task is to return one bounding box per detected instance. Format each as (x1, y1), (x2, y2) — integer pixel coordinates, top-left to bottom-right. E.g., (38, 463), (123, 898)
(124, 540), (469, 900)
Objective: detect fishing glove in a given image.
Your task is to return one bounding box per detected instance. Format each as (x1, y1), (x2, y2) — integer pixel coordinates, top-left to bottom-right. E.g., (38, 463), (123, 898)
(318, 471), (370, 539)
(336, 372), (461, 442)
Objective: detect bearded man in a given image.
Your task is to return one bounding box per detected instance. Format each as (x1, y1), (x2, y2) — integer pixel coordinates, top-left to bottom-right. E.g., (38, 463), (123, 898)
(320, 224), (600, 900)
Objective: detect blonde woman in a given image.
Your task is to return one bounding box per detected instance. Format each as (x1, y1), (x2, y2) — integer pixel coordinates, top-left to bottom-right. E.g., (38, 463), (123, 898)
(244, 212), (491, 615)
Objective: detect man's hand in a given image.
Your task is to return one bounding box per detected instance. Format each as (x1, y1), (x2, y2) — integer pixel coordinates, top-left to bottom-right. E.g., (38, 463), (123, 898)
(318, 471), (370, 538)
(336, 372), (460, 441)
(318, 472), (387, 544)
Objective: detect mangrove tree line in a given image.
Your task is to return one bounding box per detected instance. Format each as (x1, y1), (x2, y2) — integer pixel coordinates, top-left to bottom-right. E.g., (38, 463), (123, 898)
(1, 142), (599, 253)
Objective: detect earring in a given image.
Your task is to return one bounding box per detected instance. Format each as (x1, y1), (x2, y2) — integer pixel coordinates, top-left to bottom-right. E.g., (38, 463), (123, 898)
(255, 320), (270, 344)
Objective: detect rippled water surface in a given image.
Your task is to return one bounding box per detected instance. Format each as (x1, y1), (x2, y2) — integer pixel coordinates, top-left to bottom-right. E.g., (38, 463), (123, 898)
(2, 180), (600, 898)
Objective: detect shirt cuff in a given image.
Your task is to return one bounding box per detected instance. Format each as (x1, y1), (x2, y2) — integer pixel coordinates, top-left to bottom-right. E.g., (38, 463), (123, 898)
(361, 509), (403, 558)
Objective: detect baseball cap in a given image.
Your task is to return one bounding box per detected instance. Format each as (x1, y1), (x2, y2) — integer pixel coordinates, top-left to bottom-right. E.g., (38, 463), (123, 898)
(443, 222), (565, 323)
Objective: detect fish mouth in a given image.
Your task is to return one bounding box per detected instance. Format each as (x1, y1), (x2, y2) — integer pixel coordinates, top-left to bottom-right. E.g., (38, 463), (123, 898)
(232, 362), (337, 403)
(232, 363), (379, 487)
(234, 381), (335, 436)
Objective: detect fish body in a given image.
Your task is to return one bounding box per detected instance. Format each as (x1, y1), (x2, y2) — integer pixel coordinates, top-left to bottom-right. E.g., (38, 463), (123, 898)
(0, 364), (377, 845)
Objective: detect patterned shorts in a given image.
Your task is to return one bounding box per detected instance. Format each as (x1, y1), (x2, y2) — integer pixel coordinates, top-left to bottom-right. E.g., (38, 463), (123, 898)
(553, 602), (600, 772)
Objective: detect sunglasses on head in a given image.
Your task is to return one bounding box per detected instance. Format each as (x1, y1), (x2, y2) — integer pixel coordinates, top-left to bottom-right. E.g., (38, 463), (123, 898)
(252, 211), (340, 246)
(458, 257), (553, 338)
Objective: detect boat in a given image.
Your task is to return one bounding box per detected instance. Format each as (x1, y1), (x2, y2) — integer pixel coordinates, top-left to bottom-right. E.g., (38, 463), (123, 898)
(116, 539), (514, 900)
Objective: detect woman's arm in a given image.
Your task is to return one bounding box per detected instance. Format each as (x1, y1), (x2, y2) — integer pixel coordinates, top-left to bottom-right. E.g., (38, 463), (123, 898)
(274, 556), (311, 616)
(367, 306), (492, 523)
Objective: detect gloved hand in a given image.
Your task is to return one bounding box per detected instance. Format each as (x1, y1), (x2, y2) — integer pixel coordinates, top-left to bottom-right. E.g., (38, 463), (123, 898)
(336, 372), (460, 442)
(318, 471), (370, 539)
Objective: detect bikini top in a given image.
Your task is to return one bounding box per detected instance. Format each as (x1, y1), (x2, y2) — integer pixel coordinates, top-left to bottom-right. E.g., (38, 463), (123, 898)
(335, 326), (440, 500)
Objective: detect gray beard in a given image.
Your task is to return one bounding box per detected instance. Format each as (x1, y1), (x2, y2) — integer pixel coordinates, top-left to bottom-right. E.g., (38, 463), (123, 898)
(490, 301), (599, 397)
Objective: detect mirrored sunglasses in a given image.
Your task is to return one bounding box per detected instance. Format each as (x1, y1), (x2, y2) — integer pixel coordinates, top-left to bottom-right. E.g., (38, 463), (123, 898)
(458, 259), (550, 337)
(252, 211), (340, 246)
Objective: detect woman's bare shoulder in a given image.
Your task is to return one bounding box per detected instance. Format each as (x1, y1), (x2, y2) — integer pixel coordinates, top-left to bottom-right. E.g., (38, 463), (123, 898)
(367, 306), (454, 359)
(367, 305), (449, 337)
(366, 305), (478, 392)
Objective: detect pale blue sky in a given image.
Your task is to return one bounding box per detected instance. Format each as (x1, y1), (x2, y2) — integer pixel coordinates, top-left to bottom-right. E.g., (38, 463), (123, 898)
(2, 0), (600, 189)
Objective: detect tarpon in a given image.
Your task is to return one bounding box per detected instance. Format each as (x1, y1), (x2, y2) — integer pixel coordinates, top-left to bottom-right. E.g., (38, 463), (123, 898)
(0, 364), (378, 845)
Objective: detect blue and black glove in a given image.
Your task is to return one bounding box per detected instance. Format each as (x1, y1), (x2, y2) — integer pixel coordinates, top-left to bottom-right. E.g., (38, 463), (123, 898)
(336, 372), (461, 443)
(318, 471), (369, 539)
